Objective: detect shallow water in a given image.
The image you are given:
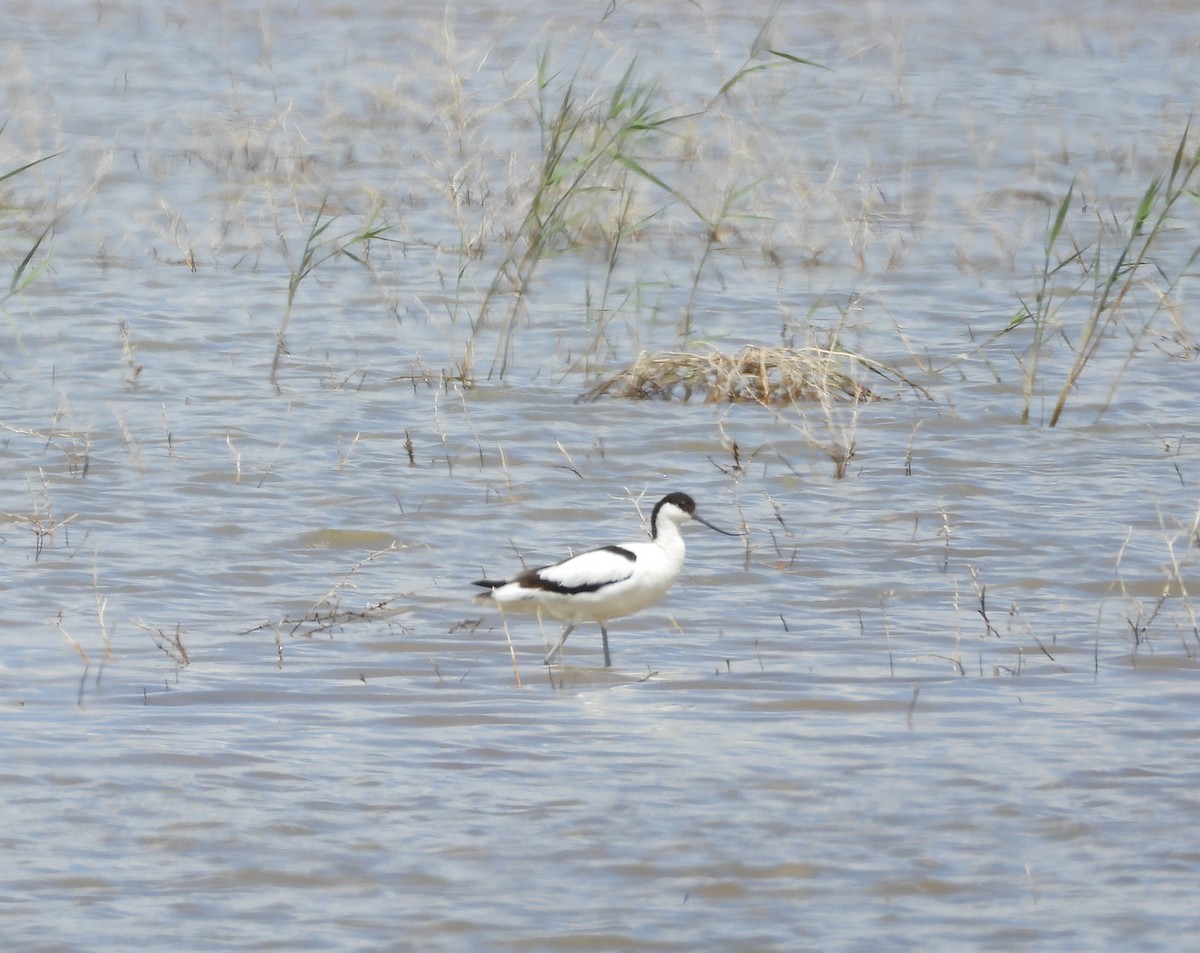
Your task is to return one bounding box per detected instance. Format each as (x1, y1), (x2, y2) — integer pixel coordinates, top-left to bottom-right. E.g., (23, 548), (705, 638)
(3, 1), (1200, 950)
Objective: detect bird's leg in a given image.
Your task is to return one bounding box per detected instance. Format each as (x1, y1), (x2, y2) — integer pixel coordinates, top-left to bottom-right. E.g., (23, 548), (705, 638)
(600, 625), (611, 668)
(544, 623), (576, 665)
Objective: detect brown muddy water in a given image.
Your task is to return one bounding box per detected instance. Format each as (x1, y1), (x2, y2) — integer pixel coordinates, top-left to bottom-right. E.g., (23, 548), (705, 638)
(3, 1), (1200, 950)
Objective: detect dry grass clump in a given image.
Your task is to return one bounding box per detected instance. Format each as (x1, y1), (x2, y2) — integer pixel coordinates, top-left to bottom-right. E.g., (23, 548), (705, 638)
(578, 344), (912, 405)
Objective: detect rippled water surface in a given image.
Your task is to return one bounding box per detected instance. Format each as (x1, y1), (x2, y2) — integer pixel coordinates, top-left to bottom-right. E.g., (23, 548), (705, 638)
(3, 1), (1200, 950)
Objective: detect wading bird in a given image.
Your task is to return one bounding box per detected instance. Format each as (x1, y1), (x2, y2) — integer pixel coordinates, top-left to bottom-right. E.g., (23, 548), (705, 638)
(473, 492), (739, 667)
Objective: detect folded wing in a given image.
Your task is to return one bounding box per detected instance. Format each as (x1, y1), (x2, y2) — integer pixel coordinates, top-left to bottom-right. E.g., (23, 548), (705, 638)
(521, 545), (638, 595)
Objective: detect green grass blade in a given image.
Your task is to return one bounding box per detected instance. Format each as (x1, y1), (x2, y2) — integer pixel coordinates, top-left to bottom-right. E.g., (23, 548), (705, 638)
(719, 50), (827, 96)
(1131, 176), (1162, 237)
(9, 223), (53, 295)
(612, 151), (705, 222)
(0, 151), (60, 186)
(765, 49), (829, 69)
(1047, 179), (1074, 248)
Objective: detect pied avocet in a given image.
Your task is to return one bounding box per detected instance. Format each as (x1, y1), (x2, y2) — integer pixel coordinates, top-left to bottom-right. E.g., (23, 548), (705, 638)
(473, 492), (739, 667)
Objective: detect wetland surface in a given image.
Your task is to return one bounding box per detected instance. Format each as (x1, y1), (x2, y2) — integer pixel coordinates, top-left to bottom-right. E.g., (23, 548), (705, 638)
(3, 1), (1200, 950)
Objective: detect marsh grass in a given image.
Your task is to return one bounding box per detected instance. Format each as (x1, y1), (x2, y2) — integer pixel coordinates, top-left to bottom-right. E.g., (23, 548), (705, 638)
(0, 438), (80, 557)
(762, 368), (878, 480)
(1007, 124), (1200, 426)
(474, 53), (694, 379)
(460, 15), (823, 381)
(385, 10), (830, 386)
(119, 319), (143, 391)
(242, 542), (412, 647)
(0, 142), (58, 330)
(271, 197), (392, 392)
(716, 6), (828, 98)
(0, 402), (92, 478)
(138, 620), (190, 669)
(1114, 501), (1200, 659)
